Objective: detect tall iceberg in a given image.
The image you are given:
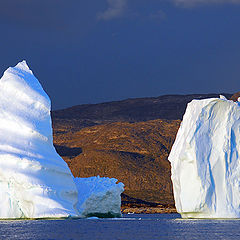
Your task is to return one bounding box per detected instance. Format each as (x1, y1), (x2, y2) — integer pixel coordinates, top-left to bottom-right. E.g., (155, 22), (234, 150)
(0, 61), (124, 219)
(169, 97), (240, 218)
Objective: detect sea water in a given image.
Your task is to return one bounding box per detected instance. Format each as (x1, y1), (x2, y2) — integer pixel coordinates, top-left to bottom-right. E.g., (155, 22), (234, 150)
(1, 214), (240, 240)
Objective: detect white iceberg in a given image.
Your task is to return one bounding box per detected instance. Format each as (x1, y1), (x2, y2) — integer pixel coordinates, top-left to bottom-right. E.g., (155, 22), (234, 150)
(0, 61), (124, 219)
(74, 176), (124, 218)
(169, 96), (240, 218)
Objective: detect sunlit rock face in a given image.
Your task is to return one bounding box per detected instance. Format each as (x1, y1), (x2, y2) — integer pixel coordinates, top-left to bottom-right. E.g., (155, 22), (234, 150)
(169, 97), (240, 218)
(0, 61), (124, 219)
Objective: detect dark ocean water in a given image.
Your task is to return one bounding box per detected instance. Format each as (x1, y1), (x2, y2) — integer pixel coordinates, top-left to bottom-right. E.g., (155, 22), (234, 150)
(1, 213), (240, 240)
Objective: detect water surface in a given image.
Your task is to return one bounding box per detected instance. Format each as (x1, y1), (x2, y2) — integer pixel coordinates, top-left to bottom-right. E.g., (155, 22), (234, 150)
(1, 214), (240, 240)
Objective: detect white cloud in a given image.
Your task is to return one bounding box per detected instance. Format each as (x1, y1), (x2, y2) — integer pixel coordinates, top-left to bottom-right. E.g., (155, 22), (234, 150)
(98, 0), (127, 20)
(172, 0), (240, 7)
(97, 0), (240, 21)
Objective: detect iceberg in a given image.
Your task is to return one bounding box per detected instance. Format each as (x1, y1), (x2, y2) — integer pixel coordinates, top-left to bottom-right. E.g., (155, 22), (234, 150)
(74, 176), (124, 218)
(169, 96), (240, 218)
(0, 61), (124, 219)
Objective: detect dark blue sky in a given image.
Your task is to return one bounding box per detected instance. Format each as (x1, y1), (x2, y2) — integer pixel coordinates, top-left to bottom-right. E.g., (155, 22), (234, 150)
(0, 0), (240, 109)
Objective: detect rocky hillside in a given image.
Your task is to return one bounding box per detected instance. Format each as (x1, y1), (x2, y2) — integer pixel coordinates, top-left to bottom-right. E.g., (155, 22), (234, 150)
(54, 119), (180, 204)
(52, 93), (231, 133)
(52, 93), (231, 204)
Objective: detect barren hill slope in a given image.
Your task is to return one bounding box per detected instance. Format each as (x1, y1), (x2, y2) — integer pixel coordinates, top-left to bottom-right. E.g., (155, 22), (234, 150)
(52, 93), (231, 204)
(52, 93), (231, 133)
(54, 119), (180, 204)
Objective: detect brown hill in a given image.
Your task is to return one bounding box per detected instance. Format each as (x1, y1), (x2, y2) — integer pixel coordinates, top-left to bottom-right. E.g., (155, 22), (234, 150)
(54, 119), (180, 204)
(52, 93), (232, 205)
(52, 93), (231, 133)
(230, 92), (240, 102)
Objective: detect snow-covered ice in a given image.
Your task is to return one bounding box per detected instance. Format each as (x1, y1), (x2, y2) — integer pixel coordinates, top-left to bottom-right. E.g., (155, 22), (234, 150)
(0, 61), (124, 219)
(169, 96), (240, 218)
(74, 176), (124, 218)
